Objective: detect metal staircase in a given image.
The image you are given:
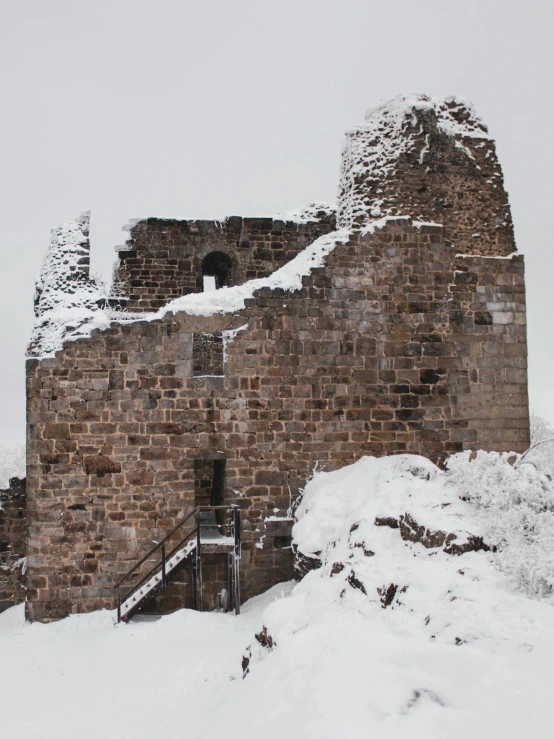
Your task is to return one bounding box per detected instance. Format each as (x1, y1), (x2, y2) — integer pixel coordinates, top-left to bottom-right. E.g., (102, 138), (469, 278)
(115, 506), (241, 622)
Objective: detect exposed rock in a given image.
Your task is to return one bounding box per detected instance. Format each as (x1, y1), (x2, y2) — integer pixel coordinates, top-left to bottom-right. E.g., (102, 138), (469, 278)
(444, 535), (490, 556)
(293, 545), (322, 579)
(347, 571), (367, 595)
(241, 648), (251, 678)
(374, 516), (399, 529)
(378, 583), (398, 608)
(375, 511), (490, 556)
(400, 512), (450, 548)
(255, 626), (275, 650)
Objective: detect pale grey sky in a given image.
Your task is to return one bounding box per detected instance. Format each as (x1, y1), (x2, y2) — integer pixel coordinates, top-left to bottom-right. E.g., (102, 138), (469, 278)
(1, 0), (552, 445)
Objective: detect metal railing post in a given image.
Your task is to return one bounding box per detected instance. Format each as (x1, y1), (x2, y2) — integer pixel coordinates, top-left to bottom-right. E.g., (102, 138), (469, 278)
(196, 508), (203, 611)
(234, 507), (241, 615)
(113, 506), (199, 621)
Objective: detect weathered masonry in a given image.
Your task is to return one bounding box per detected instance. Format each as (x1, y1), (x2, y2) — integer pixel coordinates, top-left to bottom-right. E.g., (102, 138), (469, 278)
(0, 477), (27, 612)
(24, 94), (530, 621)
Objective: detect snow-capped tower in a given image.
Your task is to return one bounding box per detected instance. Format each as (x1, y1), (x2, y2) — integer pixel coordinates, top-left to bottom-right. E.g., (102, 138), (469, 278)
(337, 93), (515, 257)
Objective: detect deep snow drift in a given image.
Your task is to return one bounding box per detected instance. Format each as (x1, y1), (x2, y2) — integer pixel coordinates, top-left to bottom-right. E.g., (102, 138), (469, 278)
(2, 450), (554, 738)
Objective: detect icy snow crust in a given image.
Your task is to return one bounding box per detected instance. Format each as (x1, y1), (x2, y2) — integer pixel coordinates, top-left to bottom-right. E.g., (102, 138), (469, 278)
(337, 93), (491, 228)
(3, 451), (554, 738)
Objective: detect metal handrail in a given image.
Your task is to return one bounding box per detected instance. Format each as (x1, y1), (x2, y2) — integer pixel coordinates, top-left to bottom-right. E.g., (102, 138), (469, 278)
(115, 507), (198, 589)
(115, 505), (240, 622)
(120, 524), (197, 602)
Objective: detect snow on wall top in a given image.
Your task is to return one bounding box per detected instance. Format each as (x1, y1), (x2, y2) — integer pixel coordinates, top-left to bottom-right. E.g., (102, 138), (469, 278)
(28, 216), (353, 359)
(157, 226), (351, 319)
(337, 93), (492, 229)
(28, 213), (109, 358)
(116, 203), (337, 253)
(273, 202), (336, 224)
(28, 211), (445, 360)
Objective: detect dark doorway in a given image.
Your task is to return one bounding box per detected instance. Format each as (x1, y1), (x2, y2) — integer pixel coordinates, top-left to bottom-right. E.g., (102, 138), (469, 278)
(201, 252), (233, 290)
(194, 458), (226, 507)
(211, 459), (226, 506)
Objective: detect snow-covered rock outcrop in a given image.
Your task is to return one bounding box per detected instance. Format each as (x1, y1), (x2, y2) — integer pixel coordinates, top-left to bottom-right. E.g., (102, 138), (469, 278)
(239, 451), (554, 733)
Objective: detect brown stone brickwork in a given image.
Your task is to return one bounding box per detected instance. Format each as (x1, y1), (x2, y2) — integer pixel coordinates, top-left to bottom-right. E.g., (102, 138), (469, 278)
(338, 99), (515, 256)
(115, 214), (336, 312)
(0, 477), (27, 612)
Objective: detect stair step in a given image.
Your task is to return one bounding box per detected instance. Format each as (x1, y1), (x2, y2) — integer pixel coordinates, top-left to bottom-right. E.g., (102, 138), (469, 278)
(120, 539), (199, 618)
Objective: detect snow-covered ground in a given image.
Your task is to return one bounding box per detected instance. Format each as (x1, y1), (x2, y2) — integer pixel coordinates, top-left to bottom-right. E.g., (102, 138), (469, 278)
(2, 450), (554, 738)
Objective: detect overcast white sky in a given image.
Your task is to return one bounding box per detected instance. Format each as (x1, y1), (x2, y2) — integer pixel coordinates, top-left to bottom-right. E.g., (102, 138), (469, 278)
(0, 0), (552, 446)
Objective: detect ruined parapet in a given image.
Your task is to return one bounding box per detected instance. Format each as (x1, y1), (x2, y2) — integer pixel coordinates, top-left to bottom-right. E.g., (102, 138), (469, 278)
(28, 212), (108, 358)
(337, 94), (515, 256)
(112, 207), (337, 312)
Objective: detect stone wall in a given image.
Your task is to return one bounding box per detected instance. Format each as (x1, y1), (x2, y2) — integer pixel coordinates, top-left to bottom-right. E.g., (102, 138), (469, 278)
(114, 213), (336, 312)
(25, 218), (529, 621)
(338, 99), (515, 257)
(0, 477), (27, 612)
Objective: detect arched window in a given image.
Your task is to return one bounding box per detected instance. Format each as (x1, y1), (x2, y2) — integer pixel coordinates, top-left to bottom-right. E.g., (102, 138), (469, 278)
(201, 252), (233, 291)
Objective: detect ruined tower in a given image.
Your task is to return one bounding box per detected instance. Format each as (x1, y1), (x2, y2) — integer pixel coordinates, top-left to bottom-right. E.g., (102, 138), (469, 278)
(22, 94), (529, 621)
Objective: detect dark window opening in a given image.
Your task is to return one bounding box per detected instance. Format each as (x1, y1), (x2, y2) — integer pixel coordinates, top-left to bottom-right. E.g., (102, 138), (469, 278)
(202, 252), (233, 291)
(193, 333), (223, 376)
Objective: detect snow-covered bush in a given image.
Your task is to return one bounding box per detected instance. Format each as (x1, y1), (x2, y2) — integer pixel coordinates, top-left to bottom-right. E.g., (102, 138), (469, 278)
(524, 410), (554, 477)
(0, 444), (25, 490)
(446, 450), (554, 598)
(530, 410), (554, 445)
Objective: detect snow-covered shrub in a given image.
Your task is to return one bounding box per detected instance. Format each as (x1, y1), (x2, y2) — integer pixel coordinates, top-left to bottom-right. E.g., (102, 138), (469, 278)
(446, 450), (554, 598)
(0, 444), (25, 490)
(530, 410), (554, 445)
(525, 410), (554, 477)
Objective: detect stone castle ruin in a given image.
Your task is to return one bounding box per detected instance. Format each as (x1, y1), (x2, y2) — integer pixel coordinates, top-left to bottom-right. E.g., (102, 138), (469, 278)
(11, 94), (529, 621)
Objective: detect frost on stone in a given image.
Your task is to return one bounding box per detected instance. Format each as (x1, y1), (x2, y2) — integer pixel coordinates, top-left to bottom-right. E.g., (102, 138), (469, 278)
(28, 212), (109, 358)
(337, 93), (494, 229)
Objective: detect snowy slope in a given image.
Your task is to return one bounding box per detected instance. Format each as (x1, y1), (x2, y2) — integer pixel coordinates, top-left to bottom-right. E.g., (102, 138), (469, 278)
(2, 451), (554, 738)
